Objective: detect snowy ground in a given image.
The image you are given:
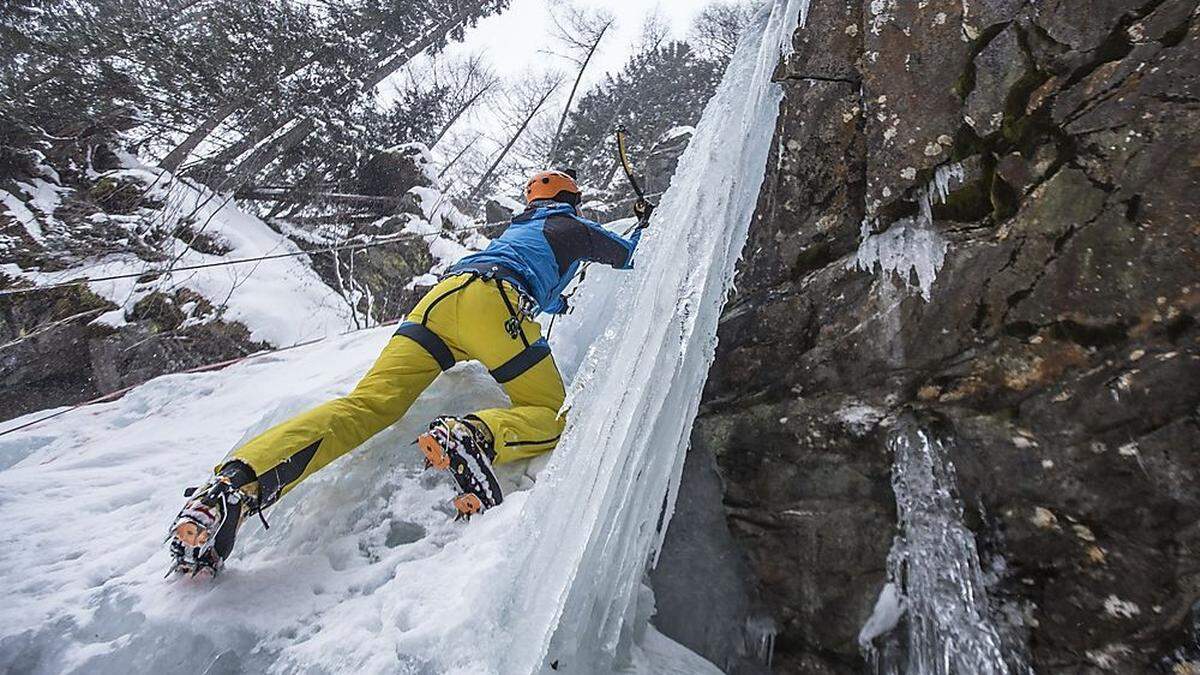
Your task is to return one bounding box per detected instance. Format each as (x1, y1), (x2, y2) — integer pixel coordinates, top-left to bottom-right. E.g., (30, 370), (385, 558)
(0, 1), (803, 671)
(0, 327), (717, 674)
(3, 163), (356, 348)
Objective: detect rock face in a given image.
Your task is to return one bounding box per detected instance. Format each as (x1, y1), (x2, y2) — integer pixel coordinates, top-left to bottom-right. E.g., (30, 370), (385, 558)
(659, 0), (1200, 672)
(0, 284), (268, 422)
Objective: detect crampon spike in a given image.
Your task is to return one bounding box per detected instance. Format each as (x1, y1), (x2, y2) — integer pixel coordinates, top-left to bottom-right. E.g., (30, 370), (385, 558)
(452, 493), (484, 521)
(416, 433), (450, 471)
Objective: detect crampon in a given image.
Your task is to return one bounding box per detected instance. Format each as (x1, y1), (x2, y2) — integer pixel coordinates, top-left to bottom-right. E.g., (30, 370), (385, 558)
(166, 462), (262, 577)
(417, 416), (503, 521)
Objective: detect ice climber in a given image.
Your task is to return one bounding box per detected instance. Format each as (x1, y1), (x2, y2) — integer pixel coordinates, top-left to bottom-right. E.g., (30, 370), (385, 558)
(168, 169), (654, 575)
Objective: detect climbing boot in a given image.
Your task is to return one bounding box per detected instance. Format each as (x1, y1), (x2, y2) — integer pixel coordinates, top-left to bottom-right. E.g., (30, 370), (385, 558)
(417, 416), (503, 520)
(167, 461), (260, 577)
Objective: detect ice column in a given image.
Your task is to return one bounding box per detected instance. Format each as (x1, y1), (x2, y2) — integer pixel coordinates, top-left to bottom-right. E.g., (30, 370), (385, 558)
(861, 417), (1014, 675)
(471, 1), (811, 673)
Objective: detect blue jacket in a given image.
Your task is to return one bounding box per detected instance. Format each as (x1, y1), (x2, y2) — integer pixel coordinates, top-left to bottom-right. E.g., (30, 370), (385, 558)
(451, 201), (642, 314)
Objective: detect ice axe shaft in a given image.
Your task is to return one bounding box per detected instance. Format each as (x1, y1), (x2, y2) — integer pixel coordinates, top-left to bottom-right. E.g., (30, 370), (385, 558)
(614, 125), (651, 211)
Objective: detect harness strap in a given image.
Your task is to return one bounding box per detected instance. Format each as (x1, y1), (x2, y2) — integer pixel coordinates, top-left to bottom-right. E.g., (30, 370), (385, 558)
(490, 338), (552, 384)
(395, 322), (456, 371)
(420, 275), (476, 326)
(494, 279), (531, 348)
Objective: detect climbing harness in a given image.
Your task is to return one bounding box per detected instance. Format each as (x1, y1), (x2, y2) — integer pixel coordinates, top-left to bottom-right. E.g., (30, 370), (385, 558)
(395, 263), (549, 385)
(449, 262), (539, 335)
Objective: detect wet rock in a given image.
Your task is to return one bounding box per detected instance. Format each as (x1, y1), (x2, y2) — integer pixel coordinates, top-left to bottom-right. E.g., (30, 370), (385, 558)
(657, 0), (1200, 671)
(484, 198), (517, 225)
(357, 145), (433, 203)
(860, 0), (970, 217)
(650, 433), (767, 674)
(783, 0), (861, 81)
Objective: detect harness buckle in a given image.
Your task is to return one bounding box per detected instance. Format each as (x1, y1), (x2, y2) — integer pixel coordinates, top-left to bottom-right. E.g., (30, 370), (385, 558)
(504, 317), (522, 340)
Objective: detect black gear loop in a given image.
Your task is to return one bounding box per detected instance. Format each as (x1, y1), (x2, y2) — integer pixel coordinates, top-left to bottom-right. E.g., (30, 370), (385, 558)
(494, 279), (531, 348)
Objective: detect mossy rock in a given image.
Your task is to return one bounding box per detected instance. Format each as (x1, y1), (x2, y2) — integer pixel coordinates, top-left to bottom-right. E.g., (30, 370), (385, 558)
(89, 175), (147, 215)
(175, 220), (233, 256)
(129, 291), (185, 331)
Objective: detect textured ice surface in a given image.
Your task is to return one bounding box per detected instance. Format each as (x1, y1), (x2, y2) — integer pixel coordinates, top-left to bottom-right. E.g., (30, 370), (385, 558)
(495, 2), (808, 671)
(861, 419), (1016, 675)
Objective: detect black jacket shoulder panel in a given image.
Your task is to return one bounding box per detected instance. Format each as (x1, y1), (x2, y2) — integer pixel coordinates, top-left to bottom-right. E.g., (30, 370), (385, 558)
(542, 214), (628, 272)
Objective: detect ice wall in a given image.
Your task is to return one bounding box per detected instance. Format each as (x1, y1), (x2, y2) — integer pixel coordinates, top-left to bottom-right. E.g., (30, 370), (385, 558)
(471, 1), (810, 671)
(0, 3), (806, 672)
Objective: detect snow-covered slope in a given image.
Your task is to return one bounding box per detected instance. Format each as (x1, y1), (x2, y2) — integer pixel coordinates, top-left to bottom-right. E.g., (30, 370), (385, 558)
(0, 1), (804, 672)
(0, 330), (716, 674)
(4, 164), (356, 348)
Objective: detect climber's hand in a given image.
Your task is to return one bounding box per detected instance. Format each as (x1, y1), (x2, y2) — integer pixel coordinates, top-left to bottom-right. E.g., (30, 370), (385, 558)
(633, 199), (655, 225)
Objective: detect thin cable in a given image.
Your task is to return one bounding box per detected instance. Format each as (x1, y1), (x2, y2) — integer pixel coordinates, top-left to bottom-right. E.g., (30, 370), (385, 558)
(0, 317), (406, 440)
(0, 223), (497, 297)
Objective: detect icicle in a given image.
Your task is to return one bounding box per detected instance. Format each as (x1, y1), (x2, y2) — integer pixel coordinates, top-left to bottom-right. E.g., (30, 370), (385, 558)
(745, 614), (778, 667)
(849, 161), (963, 301)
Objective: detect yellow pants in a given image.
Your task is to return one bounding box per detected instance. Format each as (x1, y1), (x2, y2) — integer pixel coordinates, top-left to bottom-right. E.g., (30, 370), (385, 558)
(224, 274), (566, 506)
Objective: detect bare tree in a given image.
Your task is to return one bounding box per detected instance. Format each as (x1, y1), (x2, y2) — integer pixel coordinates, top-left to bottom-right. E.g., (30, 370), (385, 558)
(689, 0), (756, 65)
(638, 7), (671, 53)
(214, 2), (495, 186)
(468, 76), (561, 202)
(543, 4), (615, 166)
(428, 53), (500, 148)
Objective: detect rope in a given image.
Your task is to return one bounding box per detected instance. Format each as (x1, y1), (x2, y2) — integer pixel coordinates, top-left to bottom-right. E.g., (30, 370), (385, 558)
(0, 317), (405, 440)
(0, 223), (498, 298)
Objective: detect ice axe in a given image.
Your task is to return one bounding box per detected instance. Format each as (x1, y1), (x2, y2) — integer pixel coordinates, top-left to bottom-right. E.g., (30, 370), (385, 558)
(614, 125), (655, 224)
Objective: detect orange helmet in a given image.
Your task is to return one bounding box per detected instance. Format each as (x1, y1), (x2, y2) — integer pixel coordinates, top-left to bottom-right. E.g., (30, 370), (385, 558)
(525, 170), (582, 206)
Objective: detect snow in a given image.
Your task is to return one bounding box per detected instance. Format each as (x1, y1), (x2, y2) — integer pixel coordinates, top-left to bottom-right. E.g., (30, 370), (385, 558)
(410, 185), (474, 232)
(90, 308), (129, 329)
(384, 142), (442, 186)
(858, 582), (906, 647)
(1, 188), (45, 243)
(836, 402), (887, 435)
(0, 1), (803, 671)
(659, 126), (696, 143)
(491, 194), (525, 216)
(627, 625), (723, 675)
(17, 178), (68, 221)
(1103, 595), (1141, 619)
(0, 325), (716, 674)
(398, 209), (475, 275)
(5, 168), (355, 347)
